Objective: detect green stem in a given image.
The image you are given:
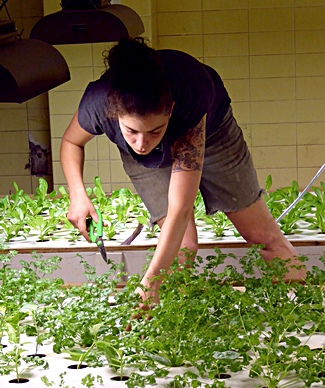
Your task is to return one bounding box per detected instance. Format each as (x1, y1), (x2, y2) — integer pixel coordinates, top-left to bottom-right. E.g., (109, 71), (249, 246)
(77, 342), (96, 369)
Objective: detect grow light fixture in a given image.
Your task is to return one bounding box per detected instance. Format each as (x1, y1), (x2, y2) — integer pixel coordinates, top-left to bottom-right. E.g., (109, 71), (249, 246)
(0, 20), (70, 103)
(29, 2), (144, 45)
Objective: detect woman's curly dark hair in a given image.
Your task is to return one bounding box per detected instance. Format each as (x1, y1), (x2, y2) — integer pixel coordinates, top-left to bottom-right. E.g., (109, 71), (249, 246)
(104, 37), (173, 118)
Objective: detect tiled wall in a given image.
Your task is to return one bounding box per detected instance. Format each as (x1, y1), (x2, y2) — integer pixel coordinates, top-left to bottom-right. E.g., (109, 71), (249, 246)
(0, 0), (52, 195)
(1, 0), (325, 195)
(47, 0), (154, 193)
(154, 0), (325, 189)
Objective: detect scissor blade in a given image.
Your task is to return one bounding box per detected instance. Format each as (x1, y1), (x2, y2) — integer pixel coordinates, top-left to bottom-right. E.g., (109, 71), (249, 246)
(98, 240), (108, 264)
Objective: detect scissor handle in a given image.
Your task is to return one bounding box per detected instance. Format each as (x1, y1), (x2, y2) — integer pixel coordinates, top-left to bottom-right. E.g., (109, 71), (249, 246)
(89, 208), (103, 246)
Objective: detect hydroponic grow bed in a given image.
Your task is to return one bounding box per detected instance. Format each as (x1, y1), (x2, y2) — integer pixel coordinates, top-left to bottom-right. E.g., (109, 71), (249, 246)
(2, 247), (325, 388)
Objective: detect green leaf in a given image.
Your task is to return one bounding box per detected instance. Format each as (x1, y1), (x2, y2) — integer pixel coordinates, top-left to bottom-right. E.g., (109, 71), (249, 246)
(144, 351), (172, 366)
(20, 303), (38, 313)
(265, 174), (273, 191)
(213, 350), (240, 360)
(96, 340), (121, 369)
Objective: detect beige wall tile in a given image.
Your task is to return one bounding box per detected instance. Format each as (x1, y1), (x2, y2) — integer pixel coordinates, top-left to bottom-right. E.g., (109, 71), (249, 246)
(92, 42), (115, 67)
(296, 53), (325, 76)
(204, 33), (249, 57)
(157, 0), (201, 12)
(99, 183), (112, 194)
(298, 167), (324, 189)
(249, 32), (294, 55)
(29, 130), (51, 150)
(83, 161), (99, 183)
(122, 0), (152, 15)
(250, 78), (296, 101)
(231, 102), (251, 125)
(204, 56), (249, 79)
(110, 160), (131, 183)
(0, 132), (29, 154)
(55, 44), (93, 67)
(0, 103), (26, 110)
(241, 124), (252, 148)
(203, 0), (248, 10)
(52, 161), (66, 186)
(0, 109), (28, 131)
(93, 67), (107, 80)
(98, 161), (111, 184)
(296, 30), (325, 53)
(249, 8), (294, 32)
(27, 93), (49, 109)
(250, 55), (295, 78)
(157, 12), (202, 35)
(49, 91), (83, 115)
(252, 146), (297, 169)
(84, 139), (98, 161)
(296, 99), (325, 122)
(295, 6), (325, 30)
(298, 145), (325, 167)
(0, 154), (30, 176)
(97, 137), (110, 160)
(54, 67), (94, 92)
(109, 143), (121, 160)
(43, 0), (60, 15)
(297, 123), (325, 145)
(251, 124), (297, 147)
(111, 182), (135, 192)
(256, 168), (297, 190)
(141, 16), (152, 39)
(157, 36), (203, 58)
(0, 176), (32, 195)
(296, 77), (325, 99)
(296, 0), (325, 5)
(50, 114), (72, 138)
(203, 10), (248, 34)
(50, 138), (61, 162)
(25, 108), (50, 131)
(251, 101), (296, 124)
(249, 0), (294, 7)
(224, 79), (250, 102)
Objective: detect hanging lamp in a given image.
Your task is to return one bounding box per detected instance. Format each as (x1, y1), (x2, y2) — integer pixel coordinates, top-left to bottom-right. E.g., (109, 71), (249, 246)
(30, 2), (144, 45)
(0, 20), (70, 103)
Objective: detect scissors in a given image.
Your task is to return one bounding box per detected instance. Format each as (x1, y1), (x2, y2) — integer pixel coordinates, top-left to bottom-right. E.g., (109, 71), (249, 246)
(87, 208), (107, 264)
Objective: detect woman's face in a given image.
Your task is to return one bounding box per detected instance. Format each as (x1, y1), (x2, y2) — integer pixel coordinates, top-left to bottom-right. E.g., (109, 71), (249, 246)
(119, 113), (170, 155)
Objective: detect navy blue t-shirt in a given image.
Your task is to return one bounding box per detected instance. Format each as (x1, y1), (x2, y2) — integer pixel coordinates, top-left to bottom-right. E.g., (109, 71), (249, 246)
(78, 49), (231, 168)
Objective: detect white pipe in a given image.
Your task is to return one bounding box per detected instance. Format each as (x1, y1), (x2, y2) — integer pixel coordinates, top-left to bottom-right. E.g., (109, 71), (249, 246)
(276, 163), (325, 223)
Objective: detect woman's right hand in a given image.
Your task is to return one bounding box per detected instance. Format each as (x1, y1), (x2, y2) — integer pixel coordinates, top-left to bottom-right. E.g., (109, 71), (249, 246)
(67, 195), (99, 242)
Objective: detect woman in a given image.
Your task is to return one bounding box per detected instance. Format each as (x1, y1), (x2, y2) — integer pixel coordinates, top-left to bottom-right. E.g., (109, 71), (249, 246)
(60, 37), (305, 306)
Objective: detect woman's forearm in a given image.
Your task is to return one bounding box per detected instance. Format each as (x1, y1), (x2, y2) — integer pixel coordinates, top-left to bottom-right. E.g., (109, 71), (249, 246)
(142, 207), (193, 283)
(60, 137), (87, 198)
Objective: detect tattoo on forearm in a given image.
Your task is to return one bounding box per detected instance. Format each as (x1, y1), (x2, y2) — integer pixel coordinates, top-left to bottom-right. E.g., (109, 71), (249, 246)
(172, 117), (205, 172)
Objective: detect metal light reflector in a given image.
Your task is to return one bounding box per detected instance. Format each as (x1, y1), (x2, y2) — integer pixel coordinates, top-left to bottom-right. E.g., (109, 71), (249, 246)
(0, 38), (70, 103)
(30, 4), (144, 45)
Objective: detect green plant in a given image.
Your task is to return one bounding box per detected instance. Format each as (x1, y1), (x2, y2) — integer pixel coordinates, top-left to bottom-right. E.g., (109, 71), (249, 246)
(201, 212), (232, 237)
(110, 187), (143, 224)
(304, 182), (325, 233)
(0, 308), (48, 382)
(0, 215), (26, 242)
(96, 338), (135, 380)
(26, 212), (60, 241)
(103, 218), (118, 240)
(137, 208), (159, 238)
(20, 302), (52, 355)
